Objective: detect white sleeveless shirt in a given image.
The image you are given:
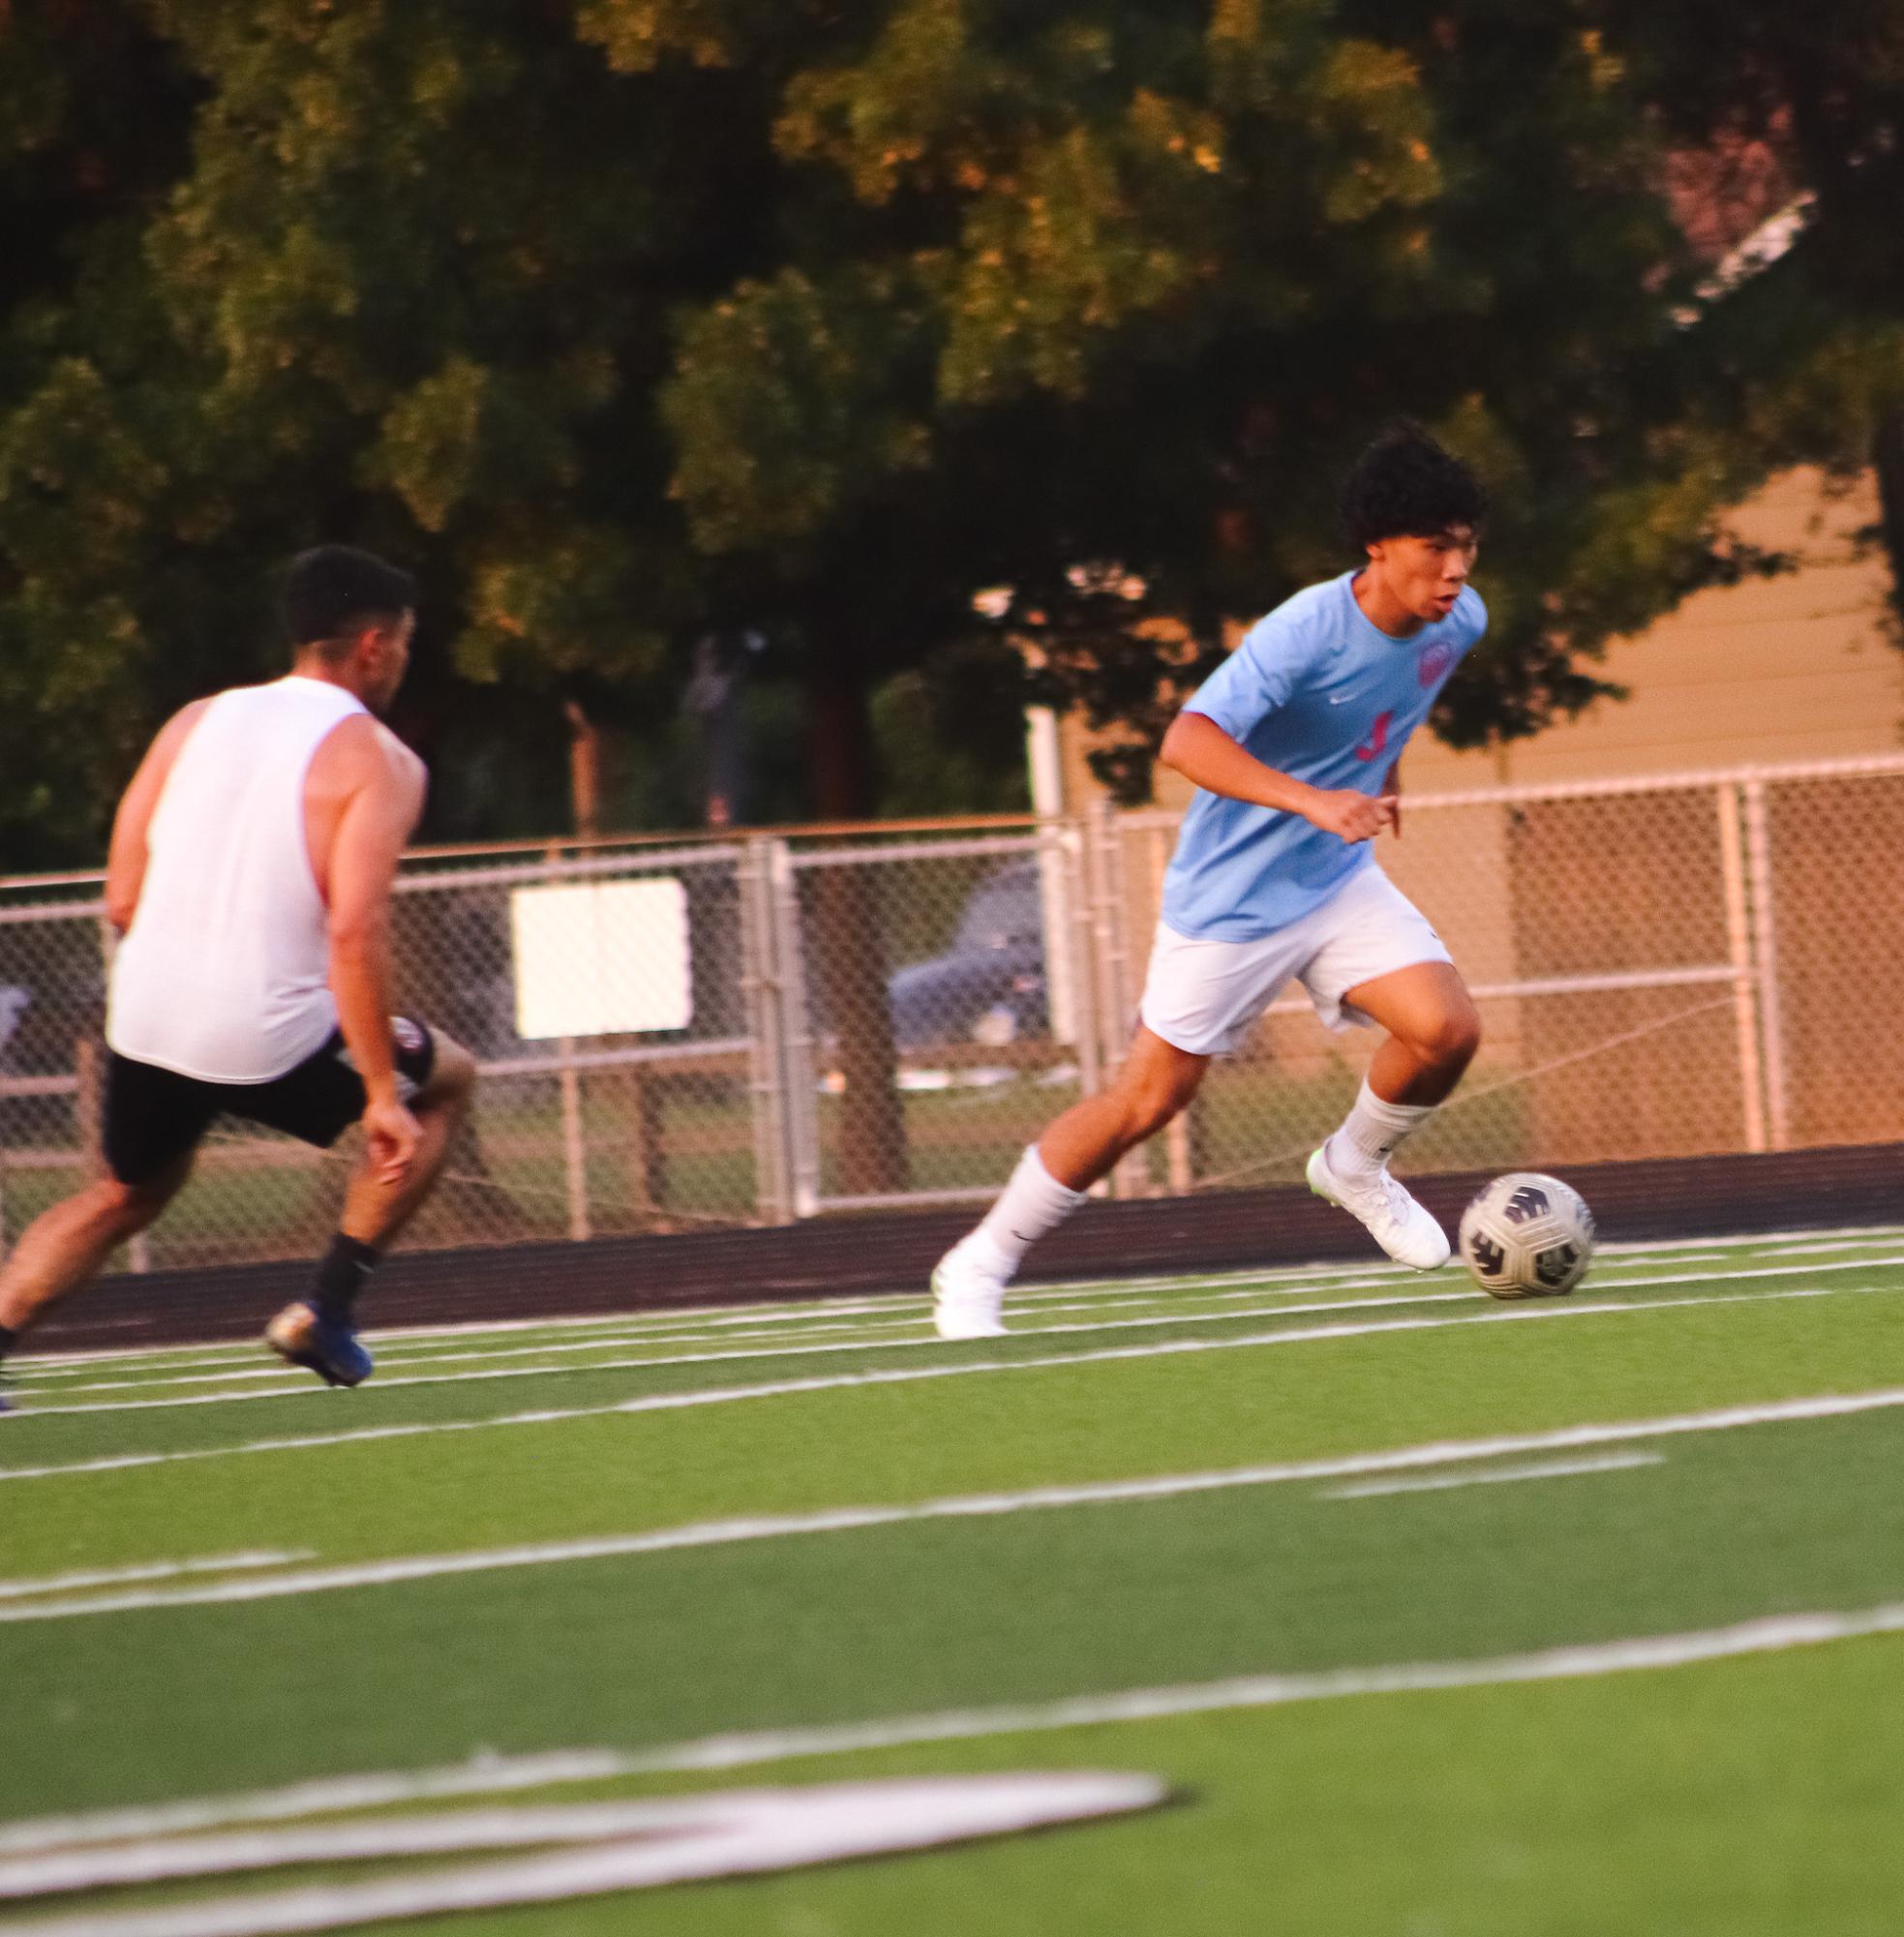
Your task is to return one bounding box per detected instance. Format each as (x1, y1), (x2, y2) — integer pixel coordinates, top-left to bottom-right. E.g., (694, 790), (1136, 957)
(106, 676), (369, 1082)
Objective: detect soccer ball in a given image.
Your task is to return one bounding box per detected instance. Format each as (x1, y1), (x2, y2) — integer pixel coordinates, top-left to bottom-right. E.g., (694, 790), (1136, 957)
(1457, 1172), (1595, 1300)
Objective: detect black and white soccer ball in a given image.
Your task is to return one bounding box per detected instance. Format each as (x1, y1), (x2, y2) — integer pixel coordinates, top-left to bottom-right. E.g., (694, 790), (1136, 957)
(1457, 1172), (1595, 1300)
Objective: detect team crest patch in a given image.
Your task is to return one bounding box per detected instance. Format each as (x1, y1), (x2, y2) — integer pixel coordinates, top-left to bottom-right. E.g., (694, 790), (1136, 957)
(1417, 639), (1456, 687)
(0, 1771), (1165, 1932)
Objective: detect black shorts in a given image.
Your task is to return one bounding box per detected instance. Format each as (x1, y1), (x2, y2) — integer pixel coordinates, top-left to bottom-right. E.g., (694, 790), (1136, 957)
(102, 1018), (437, 1188)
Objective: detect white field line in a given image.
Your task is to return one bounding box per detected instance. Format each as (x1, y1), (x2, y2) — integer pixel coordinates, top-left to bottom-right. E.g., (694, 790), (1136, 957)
(18, 1262), (1420, 1383)
(1, 1291), (1482, 1416)
(22, 1254), (1904, 1419)
(25, 1225), (1904, 1377)
(4, 1385), (1901, 1622)
(0, 1552), (313, 1604)
(1322, 1451), (1663, 1498)
(16, 1260), (1392, 1377)
(13, 1574), (1904, 1866)
(6, 1277), (1904, 1487)
(33, 1274), (1429, 1395)
(310, 1245), (1892, 1373)
(15, 1597), (1904, 1843)
(0, 1752), (639, 1858)
(1753, 1237), (1897, 1259)
(561, 1599), (1904, 1777)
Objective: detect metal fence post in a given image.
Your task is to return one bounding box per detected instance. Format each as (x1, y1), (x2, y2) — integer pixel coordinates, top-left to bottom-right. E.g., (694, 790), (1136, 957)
(1063, 823), (1103, 1105)
(767, 839), (822, 1218)
(1742, 778), (1792, 1150)
(1083, 802), (1148, 1197)
(1715, 782), (1768, 1155)
(557, 1039), (590, 1242)
(739, 838), (793, 1225)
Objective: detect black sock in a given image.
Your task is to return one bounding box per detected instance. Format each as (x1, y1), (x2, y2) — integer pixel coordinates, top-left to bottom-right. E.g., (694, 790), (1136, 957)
(310, 1234), (381, 1326)
(0, 1324), (16, 1366)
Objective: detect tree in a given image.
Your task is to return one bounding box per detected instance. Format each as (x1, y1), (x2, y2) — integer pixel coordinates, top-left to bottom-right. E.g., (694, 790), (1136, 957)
(650, 0), (1816, 802)
(8, 1), (1904, 1193)
(1602, 0), (1904, 629)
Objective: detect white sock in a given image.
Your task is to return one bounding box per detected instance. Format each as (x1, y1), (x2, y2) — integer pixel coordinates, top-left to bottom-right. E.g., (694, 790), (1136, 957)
(968, 1144), (1088, 1276)
(1327, 1079), (1435, 1183)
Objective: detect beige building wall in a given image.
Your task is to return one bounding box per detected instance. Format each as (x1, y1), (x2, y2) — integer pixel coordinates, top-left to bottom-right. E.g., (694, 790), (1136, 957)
(1402, 469), (1899, 790)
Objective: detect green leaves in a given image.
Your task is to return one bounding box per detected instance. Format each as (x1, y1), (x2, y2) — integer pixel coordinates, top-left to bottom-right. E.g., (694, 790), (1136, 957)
(6, 0), (1904, 858)
(664, 266), (933, 552)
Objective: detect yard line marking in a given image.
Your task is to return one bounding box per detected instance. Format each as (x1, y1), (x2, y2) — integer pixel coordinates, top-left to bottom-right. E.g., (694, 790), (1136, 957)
(4, 1386), (1899, 1620)
(1753, 1238), (1902, 1259)
(24, 1266), (1421, 1384)
(22, 1254), (1904, 1417)
(1321, 1451), (1663, 1498)
(26, 1225), (1895, 1375)
(9, 1597), (1900, 1861)
(592, 1599), (1904, 1775)
(7, 1277), (1904, 1486)
(8, 1290), (1483, 1415)
(0, 1552), (313, 1603)
(0, 1752), (636, 1857)
(36, 1279), (1442, 1397)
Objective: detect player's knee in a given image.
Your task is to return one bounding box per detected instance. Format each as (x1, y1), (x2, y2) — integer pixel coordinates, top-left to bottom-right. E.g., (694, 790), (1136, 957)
(92, 1175), (172, 1238)
(1426, 1002), (1482, 1073)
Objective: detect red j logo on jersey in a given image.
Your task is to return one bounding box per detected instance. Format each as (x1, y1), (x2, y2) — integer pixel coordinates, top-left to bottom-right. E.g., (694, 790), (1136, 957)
(1353, 711), (1393, 763)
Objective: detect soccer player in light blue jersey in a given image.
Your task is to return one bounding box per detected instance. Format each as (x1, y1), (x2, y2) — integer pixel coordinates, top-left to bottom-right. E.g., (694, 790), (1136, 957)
(934, 422), (1488, 1338)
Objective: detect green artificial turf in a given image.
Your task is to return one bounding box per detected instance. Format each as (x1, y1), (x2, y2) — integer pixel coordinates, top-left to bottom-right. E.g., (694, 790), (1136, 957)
(3, 1230), (1902, 1934)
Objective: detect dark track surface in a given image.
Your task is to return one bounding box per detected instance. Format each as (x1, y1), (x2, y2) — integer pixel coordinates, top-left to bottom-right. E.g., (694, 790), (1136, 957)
(20, 1140), (1904, 1355)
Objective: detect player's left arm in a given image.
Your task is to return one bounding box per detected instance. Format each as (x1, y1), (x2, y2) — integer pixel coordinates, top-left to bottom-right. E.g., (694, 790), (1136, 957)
(324, 729), (429, 1183)
(1383, 759), (1403, 836)
(104, 701), (212, 933)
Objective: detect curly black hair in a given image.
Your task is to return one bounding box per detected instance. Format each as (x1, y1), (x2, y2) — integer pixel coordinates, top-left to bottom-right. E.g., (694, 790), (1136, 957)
(1341, 421), (1487, 550)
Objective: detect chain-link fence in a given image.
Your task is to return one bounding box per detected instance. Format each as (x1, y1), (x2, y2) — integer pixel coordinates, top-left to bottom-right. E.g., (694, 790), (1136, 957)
(2, 755), (1898, 1270)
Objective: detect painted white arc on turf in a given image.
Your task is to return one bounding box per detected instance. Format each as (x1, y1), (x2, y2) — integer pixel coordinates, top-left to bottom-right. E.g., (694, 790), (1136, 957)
(0, 1777), (1167, 1937)
(5, 1384), (1900, 1623)
(0, 1780), (1168, 1902)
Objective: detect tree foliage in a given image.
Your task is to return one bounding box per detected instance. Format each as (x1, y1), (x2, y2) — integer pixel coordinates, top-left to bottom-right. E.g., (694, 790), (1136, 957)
(4, 0), (1903, 861)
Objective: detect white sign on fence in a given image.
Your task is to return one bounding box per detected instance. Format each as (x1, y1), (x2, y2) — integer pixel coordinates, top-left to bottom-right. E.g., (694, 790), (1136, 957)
(509, 878), (692, 1039)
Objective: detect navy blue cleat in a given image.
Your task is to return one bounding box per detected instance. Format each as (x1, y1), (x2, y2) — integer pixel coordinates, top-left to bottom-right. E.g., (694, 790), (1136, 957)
(264, 1301), (373, 1388)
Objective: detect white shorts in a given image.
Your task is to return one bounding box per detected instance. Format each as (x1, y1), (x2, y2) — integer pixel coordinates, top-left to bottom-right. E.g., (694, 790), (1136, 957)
(1138, 864), (1453, 1055)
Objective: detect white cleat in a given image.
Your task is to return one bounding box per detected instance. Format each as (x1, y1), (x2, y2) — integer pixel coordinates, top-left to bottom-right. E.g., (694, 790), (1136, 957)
(930, 1241), (1009, 1341)
(1306, 1140), (1451, 1270)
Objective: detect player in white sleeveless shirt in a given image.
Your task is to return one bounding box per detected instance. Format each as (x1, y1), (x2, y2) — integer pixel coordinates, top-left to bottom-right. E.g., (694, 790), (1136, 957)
(0, 548), (477, 1395)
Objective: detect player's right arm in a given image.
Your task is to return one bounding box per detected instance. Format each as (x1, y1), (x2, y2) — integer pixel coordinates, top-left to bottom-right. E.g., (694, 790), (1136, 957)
(103, 701), (213, 933)
(321, 724), (429, 1182)
(1159, 614), (1395, 842)
(1159, 712), (1396, 842)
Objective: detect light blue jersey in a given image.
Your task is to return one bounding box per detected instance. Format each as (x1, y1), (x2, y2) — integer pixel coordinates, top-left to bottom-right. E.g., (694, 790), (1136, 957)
(1161, 571), (1486, 940)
